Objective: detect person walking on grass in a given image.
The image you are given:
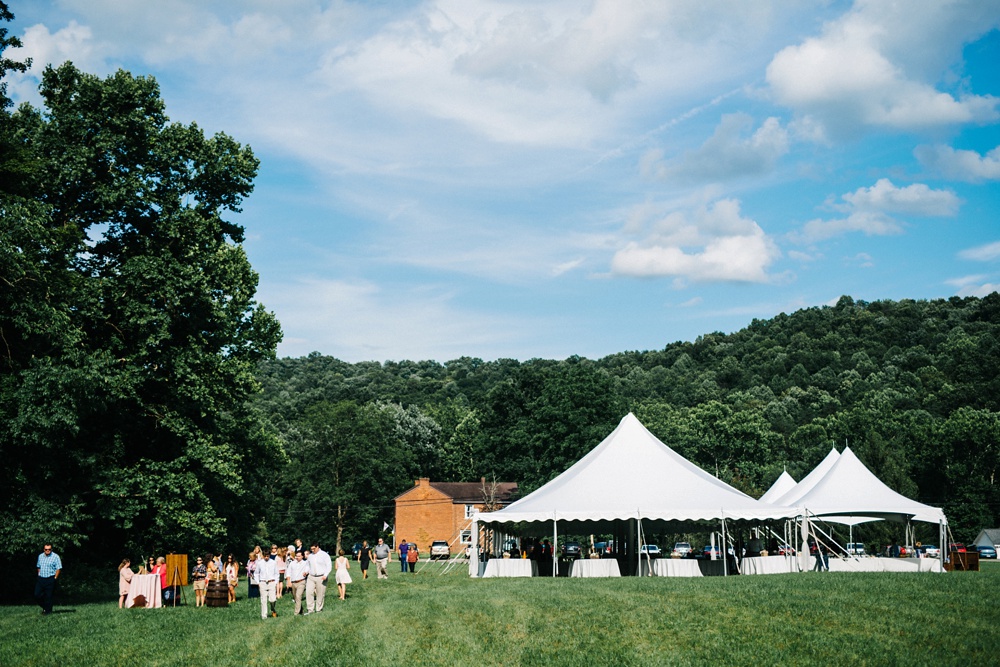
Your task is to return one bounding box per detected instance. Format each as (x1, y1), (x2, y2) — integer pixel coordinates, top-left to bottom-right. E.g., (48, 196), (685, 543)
(36, 544), (62, 615)
(285, 550), (309, 615)
(256, 549), (279, 619)
(305, 542), (332, 613)
(374, 538), (391, 579)
(407, 542), (419, 574)
(358, 540), (372, 579)
(399, 539), (409, 573)
(334, 549), (352, 600)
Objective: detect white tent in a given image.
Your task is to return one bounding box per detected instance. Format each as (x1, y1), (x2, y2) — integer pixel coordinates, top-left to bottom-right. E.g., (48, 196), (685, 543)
(477, 413), (797, 525)
(794, 446), (947, 524)
(772, 448), (840, 507)
(760, 470), (797, 504)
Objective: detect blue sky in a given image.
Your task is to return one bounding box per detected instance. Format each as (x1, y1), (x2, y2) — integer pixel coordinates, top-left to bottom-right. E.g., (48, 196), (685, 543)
(8, 1), (1000, 362)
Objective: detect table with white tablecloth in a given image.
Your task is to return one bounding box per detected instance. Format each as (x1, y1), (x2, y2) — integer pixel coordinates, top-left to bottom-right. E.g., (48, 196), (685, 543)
(741, 556), (801, 575)
(827, 557), (943, 573)
(125, 574), (162, 608)
(482, 559), (538, 578)
(640, 558), (703, 577)
(569, 559), (621, 578)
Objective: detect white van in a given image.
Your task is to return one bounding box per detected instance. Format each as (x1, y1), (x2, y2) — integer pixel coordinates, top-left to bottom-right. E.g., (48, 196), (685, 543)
(846, 543), (865, 556)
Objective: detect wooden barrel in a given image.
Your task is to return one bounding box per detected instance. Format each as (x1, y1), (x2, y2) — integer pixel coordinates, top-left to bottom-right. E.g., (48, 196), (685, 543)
(206, 579), (228, 607)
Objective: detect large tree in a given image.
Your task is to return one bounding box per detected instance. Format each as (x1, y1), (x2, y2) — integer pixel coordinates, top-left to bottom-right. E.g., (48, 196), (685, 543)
(0, 60), (281, 559)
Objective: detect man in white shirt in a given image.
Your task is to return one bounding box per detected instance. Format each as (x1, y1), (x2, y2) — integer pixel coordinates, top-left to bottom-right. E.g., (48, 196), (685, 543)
(256, 550), (279, 619)
(285, 550), (309, 615)
(305, 543), (332, 613)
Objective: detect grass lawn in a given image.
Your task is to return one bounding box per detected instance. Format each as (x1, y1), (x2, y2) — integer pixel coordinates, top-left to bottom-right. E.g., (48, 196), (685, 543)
(2, 559), (999, 666)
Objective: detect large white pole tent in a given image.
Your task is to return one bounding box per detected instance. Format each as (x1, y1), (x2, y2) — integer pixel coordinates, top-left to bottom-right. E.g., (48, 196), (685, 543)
(471, 413), (950, 577)
(472, 413), (799, 576)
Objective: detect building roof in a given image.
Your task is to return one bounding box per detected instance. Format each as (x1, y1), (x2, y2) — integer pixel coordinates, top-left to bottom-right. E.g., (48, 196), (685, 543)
(974, 528), (1000, 546)
(430, 481), (518, 503)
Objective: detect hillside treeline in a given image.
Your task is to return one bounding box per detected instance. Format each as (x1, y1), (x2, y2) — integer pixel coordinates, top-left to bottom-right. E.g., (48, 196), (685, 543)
(257, 294), (1000, 547)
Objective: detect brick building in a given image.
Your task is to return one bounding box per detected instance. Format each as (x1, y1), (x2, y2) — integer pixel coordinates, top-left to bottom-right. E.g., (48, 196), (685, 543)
(394, 478), (518, 555)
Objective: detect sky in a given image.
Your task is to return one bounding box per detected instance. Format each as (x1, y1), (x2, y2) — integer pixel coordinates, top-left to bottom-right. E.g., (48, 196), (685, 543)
(7, 1), (1000, 363)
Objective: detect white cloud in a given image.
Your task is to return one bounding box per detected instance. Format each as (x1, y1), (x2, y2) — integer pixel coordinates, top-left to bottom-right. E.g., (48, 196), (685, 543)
(765, 1), (1000, 135)
(959, 241), (1000, 262)
(915, 144), (1000, 182)
(793, 212), (902, 244)
(260, 277), (539, 362)
(840, 179), (960, 216)
(611, 198), (780, 282)
(647, 113), (790, 182)
(791, 179), (959, 243)
(945, 274), (1000, 297)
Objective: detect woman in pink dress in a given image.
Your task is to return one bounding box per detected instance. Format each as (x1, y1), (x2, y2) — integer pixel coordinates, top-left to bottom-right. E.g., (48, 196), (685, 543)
(334, 549), (352, 600)
(225, 554), (239, 603)
(118, 558), (134, 608)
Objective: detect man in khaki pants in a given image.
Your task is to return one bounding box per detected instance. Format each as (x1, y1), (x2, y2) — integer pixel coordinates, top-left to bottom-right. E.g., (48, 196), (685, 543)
(285, 550), (309, 615)
(305, 543), (332, 613)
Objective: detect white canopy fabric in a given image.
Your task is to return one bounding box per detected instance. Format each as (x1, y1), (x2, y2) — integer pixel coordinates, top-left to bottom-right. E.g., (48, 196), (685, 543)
(759, 470), (797, 504)
(477, 413), (797, 524)
(793, 446), (947, 524)
(772, 448), (840, 507)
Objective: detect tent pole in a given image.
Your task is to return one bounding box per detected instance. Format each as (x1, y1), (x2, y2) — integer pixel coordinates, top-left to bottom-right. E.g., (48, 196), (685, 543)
(552, 513), (557, 578)
(469, 515), (479, 577)
(721, 514), (728, 577)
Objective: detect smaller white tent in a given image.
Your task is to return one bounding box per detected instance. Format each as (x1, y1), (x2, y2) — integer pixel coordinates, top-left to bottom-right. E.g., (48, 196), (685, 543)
(772, 448), (840, 507)
(760, 471), (797, 504)
(794, 446), (947, 524)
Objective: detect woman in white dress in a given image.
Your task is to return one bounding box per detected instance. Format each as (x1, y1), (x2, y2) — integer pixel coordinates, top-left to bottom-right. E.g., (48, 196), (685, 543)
(334, 549), (352, 600)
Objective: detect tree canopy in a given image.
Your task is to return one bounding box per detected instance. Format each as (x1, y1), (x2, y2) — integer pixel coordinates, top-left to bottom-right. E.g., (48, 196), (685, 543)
(1, 51), (281, 562)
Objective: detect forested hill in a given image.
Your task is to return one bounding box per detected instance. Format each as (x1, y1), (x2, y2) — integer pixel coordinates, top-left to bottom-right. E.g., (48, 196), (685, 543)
(256, 294), (1000, 544)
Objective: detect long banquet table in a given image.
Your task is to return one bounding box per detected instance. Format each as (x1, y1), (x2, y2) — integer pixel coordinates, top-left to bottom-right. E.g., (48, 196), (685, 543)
(741, 555), (801, 575)
(640, 558), (703, 577)
(827, 557), (943, 573)
(125, 574), (162, 608)
(569, 559), (621, 577)
(482, 558), (538, 578)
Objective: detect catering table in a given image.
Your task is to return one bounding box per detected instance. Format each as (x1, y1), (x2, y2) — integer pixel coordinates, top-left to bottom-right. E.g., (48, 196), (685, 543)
(569, 559), (621, 578)
(828, 557), (943, 573)
(640, 558), (702, 577)
(125, 574), (162, 608)
(482, 559), (538, 578)
(741, 556), (801, 575)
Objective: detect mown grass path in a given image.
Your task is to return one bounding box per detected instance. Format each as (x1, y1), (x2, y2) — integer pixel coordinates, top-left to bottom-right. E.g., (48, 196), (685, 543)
(3, 561), (998, 666)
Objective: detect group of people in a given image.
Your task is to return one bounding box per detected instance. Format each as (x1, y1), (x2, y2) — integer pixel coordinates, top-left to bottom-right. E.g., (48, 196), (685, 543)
(113, 539), (362, 619)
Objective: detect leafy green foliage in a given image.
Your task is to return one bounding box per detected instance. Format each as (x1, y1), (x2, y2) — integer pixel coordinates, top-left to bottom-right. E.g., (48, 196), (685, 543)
(1, 59), (281, 563)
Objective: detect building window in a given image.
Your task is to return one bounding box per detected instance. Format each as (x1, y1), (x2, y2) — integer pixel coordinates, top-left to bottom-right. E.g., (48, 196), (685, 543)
(464, 504), (475, 519)
(460, 530), (472, 544)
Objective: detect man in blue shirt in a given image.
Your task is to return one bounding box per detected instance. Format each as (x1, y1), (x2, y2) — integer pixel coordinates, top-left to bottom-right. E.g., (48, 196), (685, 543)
(398, 539), (409, 573)
(36, 544), (62, 615)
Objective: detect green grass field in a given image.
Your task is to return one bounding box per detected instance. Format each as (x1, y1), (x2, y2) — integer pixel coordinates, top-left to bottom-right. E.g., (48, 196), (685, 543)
(3, 560), (998, 666)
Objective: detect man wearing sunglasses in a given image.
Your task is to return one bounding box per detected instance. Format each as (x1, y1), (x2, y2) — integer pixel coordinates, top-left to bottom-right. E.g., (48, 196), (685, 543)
(35, 544), (62, 615)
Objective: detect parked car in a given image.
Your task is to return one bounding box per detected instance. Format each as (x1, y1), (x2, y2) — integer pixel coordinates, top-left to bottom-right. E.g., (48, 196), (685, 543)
(921, 545), (941, 558)
(673, 542), (692, 557)
(429, 540), (451, 560)
(949, 543), (966, 553)
(702, 544), (722, 558)
(976, 545), (997, 559)
(351, 542), (363, 560)
(561, 541), (582, 559)
(845, 543), (865, 556)
(639, 544), (661, 558)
